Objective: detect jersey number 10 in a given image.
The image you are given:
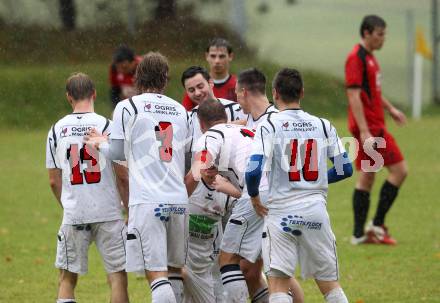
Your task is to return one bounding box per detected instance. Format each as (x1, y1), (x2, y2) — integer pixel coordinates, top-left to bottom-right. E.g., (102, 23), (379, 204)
(288, 139), (318, 182)
(66, 144), (101, 185)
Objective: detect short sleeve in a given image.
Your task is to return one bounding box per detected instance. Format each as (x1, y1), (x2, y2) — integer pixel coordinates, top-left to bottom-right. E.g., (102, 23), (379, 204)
(345, 54), (363, 88)
(46, 126), (58, 169)
(232, 103), (247, 121)
(323, 120), (346, 158)
(194, 129), (224, 167)
(110, 101), (132, 140)
(252, 119), (275, 158)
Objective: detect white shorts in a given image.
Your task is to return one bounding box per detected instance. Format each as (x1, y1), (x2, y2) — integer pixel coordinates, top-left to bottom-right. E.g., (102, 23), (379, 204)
(220, 191), (268, 263)
(184, 216), (224, 303)
(55, 220), (126, 275)
(183, 266), (216, 303)
(186, 215), (221, 272)
(262, 200), (339, 281)
(126, 203), (188, 272)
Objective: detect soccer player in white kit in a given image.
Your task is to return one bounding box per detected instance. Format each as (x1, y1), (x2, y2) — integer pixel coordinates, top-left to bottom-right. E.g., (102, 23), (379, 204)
(191, 99), (261, 303)
(46, 73), (129, 303)
(182, 66), (247, 157)
(245, 68), (353, 303)
(183, 172), (239, 303)
(221, 68), (303, 303)
(88, 53), (190, 303)
(182, 65), (246, 302)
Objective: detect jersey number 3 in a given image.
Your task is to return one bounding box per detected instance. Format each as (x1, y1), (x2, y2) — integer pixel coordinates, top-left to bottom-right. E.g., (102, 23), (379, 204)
(288, 139), (318, 182)
(155, 122), (173, 162)
(67, 144), (101, 185)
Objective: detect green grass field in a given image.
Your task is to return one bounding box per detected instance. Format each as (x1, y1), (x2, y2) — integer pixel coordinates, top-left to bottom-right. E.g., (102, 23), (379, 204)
(1, 113), (439, 302)
(0, 58), (439, 302)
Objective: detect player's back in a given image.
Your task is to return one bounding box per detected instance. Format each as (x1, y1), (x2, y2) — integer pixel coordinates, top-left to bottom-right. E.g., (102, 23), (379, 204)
(115, 93), (189, 205)
(261, 109), (341, 207)
(46, 113), (122, 225)
(188, 98), (245, 154)
(197, 123), (254, 191)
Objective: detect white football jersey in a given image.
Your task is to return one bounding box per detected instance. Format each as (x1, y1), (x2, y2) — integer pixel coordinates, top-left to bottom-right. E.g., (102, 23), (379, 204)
(245, 104), (278, 131)
(187, 98), (246, 154)
(188, 180), (232, 219)
(245, 104), (278, 192)
(194, 123), (255, 191)
(252, 109), (346, 207)
(110, 93), (189, 205)
(45, 112), (123, 225)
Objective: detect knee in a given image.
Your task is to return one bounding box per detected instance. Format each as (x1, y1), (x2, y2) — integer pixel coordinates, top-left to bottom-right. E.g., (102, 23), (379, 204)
(59, 270), (77, 288)
(108, 271), (127, 288)
(219, 251), (240, 267)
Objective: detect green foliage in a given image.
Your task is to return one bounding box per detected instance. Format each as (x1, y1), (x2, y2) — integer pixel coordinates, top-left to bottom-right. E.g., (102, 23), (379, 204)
(0, 60), (350, 130)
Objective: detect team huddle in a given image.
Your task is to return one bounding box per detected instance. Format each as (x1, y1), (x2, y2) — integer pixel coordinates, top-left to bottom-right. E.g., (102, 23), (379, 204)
(46, 15), (408, 303)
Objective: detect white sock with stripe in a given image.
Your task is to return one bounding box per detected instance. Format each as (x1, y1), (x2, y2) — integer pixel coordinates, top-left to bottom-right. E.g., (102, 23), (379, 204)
(220, 264), (248, 303)
(150, 277), (176, 303)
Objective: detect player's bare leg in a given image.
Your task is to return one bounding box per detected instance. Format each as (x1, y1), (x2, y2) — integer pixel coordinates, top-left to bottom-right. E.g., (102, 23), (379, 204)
(356, 171), (375, 192)
(218, 251), (248, 303)
(315, 280), (348, 303)
(240, 258), (269, 302)
(386, 160), (408, 186)
(146, 270), (176, 303)
(107, 271), (129, 303)
(266, 275), (291, 303)
(289, 278), (304, 303)
(57, 269), (78, 302)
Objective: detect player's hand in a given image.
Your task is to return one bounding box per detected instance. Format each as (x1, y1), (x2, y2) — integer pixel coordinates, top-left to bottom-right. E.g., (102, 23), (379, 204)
(359, 130), (373, 146)
(84, 128), (108, 150)
(251, 196), (268, 217)
(389, 107), (407, 126)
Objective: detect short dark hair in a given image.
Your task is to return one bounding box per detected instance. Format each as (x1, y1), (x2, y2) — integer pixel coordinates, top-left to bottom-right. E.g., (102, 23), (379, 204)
(113, 45), (135, 63)
(360, 15), (386, 38)
(237, 68), (266, 95)
(135, 52), (169, 91)
(197, 98), (227, 126)
(181, 66), (211, 87)
(206, 38), (233, 54)
(66, 72), (95, 101)
(272, 68), (303, 102)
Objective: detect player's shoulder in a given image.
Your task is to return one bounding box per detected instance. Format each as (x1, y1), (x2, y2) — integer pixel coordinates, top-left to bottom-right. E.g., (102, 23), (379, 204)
(206, 123), (240, 139)
(218, 98), (236, 107)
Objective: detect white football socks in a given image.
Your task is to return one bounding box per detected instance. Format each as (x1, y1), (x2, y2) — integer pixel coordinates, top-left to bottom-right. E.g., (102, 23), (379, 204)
(325, 287), (348, 303)
(151, 277), (176, 303)
(269, 292), (292, 303)
(220, 264), (248, 303)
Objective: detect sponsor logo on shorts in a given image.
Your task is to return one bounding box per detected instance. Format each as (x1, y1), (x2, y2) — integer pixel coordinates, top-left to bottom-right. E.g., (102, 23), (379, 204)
(154, 204), (186, 221)
(280, 215), (322, 234)
(189, 215), (216, 239)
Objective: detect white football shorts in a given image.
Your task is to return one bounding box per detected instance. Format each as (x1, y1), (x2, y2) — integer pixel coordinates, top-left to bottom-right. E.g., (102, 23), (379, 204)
(262, 200), (339, 281)
(220, 191), (268, 263)
(125, 203), (188, 272)
(55, 220), (126, 275)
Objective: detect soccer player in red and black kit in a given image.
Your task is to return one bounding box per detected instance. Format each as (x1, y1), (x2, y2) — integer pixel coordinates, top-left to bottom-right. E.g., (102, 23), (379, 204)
(345, 15), (408, 245)
(109, 45), (142, 107)
(182, 38), (237, 110)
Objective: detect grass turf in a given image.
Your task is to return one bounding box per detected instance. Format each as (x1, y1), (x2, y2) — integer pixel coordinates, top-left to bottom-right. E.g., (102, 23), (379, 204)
(0, 117), (439, 302)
